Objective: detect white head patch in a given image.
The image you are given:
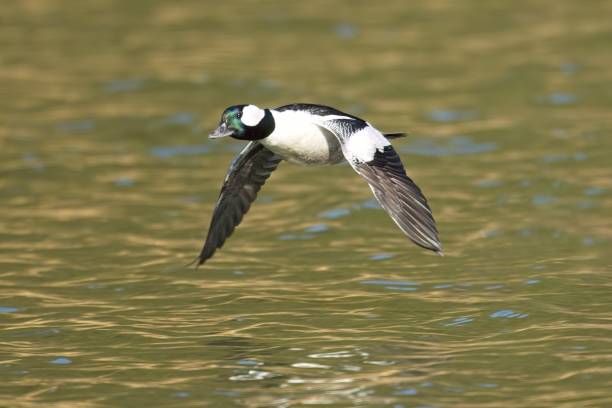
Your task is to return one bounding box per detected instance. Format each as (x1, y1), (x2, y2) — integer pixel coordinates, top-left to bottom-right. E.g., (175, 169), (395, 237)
(241, 105), (265, 126)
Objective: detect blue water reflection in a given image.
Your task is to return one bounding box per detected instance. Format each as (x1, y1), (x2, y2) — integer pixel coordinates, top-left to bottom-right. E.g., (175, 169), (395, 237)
(402, 136), (496, 157)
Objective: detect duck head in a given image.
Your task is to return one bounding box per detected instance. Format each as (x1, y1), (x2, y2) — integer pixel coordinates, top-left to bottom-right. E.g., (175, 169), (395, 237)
(209, 104), (275, 141)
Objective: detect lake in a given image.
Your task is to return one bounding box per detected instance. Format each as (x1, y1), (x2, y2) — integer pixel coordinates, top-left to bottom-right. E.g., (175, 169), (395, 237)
(1, 1), (611, 406)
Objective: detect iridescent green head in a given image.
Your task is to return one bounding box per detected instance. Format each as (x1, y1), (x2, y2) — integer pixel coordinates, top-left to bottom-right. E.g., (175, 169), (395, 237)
(209, 104), (275, 141)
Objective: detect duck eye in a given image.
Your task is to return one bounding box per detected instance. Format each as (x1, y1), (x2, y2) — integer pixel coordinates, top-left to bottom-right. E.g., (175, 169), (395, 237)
(237, 112), (242, 119)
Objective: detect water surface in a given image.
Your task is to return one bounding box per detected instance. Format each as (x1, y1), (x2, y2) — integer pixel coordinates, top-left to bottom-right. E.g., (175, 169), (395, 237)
(2, 1), (612, 407)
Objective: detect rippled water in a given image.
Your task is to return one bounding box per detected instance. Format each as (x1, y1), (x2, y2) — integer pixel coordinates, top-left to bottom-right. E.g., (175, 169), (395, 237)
(2, 1), (612, 407)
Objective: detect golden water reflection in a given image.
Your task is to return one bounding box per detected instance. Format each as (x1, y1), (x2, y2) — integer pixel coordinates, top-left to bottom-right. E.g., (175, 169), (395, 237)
(2, 0), (612, 407)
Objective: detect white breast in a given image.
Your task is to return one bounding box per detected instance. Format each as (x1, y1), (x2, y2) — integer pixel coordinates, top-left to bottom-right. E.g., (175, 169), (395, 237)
(261, 110), (344, 165)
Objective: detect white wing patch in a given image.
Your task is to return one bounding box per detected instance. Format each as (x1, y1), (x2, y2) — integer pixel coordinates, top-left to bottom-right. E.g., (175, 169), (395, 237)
(242, 105), (265, 126)
(343, 125), (390, 164)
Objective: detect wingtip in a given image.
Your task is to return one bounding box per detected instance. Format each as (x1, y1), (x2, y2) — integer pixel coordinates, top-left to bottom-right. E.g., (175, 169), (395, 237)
(195, 255), (209, 268)
(185, 256), (206, 269)
(433, 242), (444, 256)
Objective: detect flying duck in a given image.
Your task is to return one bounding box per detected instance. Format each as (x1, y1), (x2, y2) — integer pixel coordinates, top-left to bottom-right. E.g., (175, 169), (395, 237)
(196, 103), (442, 265)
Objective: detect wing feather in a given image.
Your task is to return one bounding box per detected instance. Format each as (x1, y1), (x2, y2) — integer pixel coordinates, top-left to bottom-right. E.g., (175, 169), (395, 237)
(320, 119), (442, 254)
(197, 142), (282, 265)
(354, 145), (442, 253)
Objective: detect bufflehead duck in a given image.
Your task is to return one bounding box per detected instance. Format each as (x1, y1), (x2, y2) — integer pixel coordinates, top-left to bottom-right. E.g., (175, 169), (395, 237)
(196, 103), (442, 265)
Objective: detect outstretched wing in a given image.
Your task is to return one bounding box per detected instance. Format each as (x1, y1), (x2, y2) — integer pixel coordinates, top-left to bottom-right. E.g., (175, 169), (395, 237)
(320, 120), (442, 254)
(353, 145), (442, 253)
(197, 142), (282, 265)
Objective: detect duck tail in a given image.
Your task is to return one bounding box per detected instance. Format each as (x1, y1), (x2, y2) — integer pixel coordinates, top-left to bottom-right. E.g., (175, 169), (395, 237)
(384, 132), (407, 140)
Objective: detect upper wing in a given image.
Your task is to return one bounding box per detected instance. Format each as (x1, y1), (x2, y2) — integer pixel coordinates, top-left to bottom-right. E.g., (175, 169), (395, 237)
(197, 142), (282, 265)
(320, 120), (442, 254)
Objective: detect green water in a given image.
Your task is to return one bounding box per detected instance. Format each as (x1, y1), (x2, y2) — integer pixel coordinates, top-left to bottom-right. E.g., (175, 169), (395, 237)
(2, 1), (612, 406)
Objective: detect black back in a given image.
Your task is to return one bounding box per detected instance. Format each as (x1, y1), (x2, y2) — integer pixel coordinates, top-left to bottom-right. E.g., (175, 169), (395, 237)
(275, 103), (366, 122)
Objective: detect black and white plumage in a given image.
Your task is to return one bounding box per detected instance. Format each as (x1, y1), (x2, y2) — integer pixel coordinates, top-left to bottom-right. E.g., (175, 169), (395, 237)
(197, 103), (442, 265)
